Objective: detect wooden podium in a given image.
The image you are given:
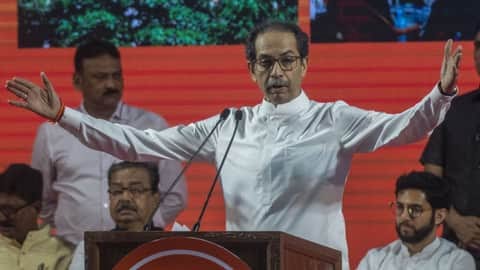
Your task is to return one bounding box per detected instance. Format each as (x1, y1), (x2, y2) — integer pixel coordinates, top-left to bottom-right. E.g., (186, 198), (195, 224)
(85, 231), (341, 270)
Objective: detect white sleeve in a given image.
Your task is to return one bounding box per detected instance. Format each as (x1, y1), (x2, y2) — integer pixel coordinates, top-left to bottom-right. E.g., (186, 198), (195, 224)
(335, 84), (454, 153)
(140, 115), (188, 228)
(451, 250), (476, 270)
(356, 249), (378, 270)
(68, 241), (85, 270)
(31, 123), (57, 225)
(58, 108), (221, 163)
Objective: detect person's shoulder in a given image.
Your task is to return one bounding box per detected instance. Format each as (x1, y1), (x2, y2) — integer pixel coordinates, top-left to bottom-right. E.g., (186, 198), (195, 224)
(358, 240), (400, 269)
(443, 88), (480, 121)
(306, 99), (349, 114)
(35, 120), (69, 138)
(438, 238), (471, 255)
(368, 239), (401, 255)
(121, 103), (169, 128)
(33, 225), (73, 252)
(122, 103), (164, 119)
(437, 238), (476, 268)
(451, 88), (480, 105)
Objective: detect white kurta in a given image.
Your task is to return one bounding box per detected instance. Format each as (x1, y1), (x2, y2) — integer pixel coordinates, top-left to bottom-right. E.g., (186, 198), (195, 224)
(58, 85), (452, 269)
(357, 238), (475, 270)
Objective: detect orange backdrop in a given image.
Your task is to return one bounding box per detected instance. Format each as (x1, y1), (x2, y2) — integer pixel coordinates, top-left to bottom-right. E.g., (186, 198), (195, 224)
(0, 0), (477, 268)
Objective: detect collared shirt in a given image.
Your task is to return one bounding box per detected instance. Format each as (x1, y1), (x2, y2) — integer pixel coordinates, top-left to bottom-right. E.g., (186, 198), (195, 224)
(357, 238), (476, 270)
(59, 85), (452, 270)
(420, 88), (480, 262)
(0, 225), (73, 270)
(32, 102), (187, 245)
(421, 89), (480, 217)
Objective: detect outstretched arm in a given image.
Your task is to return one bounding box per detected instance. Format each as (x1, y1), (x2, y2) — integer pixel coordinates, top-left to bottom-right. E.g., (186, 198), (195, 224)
(5, 73), (219, 163)
(338, 39), (462, 152)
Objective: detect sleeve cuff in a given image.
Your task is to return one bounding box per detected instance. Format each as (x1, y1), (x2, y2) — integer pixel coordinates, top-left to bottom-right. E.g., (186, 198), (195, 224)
(437, 81), (458, 96)
(432, 82), (457, 102)
(58, 107), (82, 131)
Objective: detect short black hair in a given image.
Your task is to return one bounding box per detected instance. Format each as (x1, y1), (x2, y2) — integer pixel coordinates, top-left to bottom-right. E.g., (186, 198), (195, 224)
(474, 22), (480, 37)
(74, 40), (120, 72)
(0, 164), (43, 205)
(245, 20), (309, 62)
(395, 171), (451, 210)
(108, 161), (159, 193)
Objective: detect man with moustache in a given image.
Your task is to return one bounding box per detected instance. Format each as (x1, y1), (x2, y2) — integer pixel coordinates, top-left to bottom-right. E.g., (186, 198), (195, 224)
(357, 172), (475, 270)
(30, 40), (187, 246)
(6, 21), (462, 269)
(421, 25), (480, 268)
(68, 161), (163, 270)
(0, 164), (72, 270)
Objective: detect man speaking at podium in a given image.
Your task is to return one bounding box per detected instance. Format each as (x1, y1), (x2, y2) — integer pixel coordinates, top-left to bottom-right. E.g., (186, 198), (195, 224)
(5, 21), (462, 269)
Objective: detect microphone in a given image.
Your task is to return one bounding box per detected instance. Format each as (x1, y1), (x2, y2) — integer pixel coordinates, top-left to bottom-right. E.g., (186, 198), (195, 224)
(144, 108), (231, 231)
(192, 110), (243, 232)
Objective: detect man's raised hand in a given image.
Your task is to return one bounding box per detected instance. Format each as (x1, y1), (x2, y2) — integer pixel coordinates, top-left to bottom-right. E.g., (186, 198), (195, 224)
(5, 72), (62, 121)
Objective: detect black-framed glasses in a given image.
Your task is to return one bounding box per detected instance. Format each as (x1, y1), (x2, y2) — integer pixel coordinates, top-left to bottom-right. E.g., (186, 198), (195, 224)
(0, 203), (31, 220)
(389, 202), (432, 219)
(253, 55), (302, 72)
(108, 186), (154, 197)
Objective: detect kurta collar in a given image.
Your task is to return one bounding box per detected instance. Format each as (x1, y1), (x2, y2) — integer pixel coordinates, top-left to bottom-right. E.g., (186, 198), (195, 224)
(0, 224), (51, 248)
(259, 90), (310, 117)
(24, 224), (51, 244)
(400, 237), (440, 259)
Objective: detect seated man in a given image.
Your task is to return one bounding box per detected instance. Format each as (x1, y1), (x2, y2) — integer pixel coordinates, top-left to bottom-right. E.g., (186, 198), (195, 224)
(69, 161), (163, 270)
(357, 171), (475, 270)
(0, 164), (72, 270)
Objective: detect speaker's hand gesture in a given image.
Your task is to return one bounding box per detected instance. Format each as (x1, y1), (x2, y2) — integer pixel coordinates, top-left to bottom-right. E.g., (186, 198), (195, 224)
(5, 72), (62, 121)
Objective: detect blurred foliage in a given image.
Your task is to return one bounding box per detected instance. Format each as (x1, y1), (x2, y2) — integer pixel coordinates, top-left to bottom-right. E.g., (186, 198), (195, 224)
(18, 0), (297, 47)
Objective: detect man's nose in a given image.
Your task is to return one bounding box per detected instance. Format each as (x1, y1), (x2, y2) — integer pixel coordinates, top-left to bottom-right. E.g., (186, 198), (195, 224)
(119, 190), (134, 200)
(105, 76), (117, 89)
(269, 61), (284, 77)
(398, 208), (412, 220)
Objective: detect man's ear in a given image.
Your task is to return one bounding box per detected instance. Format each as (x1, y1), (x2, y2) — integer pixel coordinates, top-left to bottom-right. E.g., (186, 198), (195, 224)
(301, 56), (308, 78)
(434, 208), (448, 225)
(73, 73), (82, 91)
(247, 62), (257, 83)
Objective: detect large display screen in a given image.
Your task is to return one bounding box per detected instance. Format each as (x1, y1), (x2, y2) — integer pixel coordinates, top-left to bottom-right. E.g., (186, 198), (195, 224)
(0, 0), (478, 268)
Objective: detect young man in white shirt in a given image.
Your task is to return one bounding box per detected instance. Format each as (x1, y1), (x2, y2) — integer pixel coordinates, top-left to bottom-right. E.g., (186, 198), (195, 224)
(358, 171), (475, 270)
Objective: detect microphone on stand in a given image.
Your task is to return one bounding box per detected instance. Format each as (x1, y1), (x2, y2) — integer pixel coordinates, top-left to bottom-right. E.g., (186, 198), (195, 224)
(144, 108), (231, 231)
(192, 110), (243, 232)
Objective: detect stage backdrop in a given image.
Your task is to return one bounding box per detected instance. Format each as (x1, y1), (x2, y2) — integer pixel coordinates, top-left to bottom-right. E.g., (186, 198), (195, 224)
(0, 0), (477, 268)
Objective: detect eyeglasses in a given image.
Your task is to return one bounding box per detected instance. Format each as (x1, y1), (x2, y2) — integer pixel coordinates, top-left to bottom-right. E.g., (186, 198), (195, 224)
(252, 55), (302, 72)
(108, 186), (154, 197)
(390, 202), (432, 219)
(0, 203), (31, 220)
